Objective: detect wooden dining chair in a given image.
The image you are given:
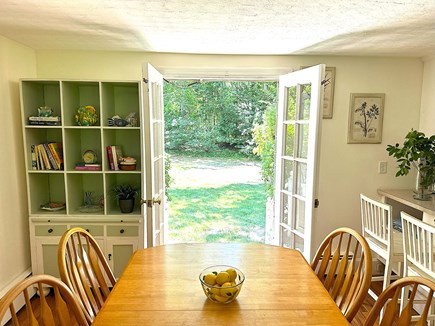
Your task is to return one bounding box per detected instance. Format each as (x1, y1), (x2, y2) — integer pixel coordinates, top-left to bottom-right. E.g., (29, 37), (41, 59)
(401, 212), (435, 322)
(0, 274), (88, 326)
(360, 194), (404, 300)
(58, 227), (116, 324)
(311, 227), (372, 322)
(364, 276), (435, 326)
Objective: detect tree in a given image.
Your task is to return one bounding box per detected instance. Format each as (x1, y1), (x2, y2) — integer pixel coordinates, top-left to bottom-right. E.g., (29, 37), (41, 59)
(164, 80), (277, 155)
(252, 105), (277, 198)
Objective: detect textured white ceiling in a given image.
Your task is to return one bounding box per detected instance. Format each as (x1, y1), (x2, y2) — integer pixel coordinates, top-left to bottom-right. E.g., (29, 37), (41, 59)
(0, 0), (434, 57)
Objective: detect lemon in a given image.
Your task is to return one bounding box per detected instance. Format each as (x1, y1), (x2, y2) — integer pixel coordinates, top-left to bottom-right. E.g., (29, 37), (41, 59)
(220, 282), (238, 297)
(209, 287), (220, 295)
(215, 271), (230, 285)
(203, 273), (217, 286)
(226, 268), (237, 282)
(213, 294), (229, 303)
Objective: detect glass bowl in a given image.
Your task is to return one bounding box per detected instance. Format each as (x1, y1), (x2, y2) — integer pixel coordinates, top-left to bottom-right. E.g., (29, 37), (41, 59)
(199, 265), (245, 304)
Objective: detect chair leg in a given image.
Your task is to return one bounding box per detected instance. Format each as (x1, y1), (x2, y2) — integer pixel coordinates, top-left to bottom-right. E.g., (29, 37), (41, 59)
(383, 259), (392, 291)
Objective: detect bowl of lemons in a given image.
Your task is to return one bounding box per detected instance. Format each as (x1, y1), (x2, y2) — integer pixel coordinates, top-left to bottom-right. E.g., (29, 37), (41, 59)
(199, 265), (245, 304)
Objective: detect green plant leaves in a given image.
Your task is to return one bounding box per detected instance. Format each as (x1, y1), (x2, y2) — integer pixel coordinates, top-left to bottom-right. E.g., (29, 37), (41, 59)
(387, 129), (435, 187)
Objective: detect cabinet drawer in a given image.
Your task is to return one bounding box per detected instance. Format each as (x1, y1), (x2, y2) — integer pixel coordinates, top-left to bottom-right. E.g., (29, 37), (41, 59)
(35, 225), (68, 236)
(107, 226), (138, 237)
(70, 225), (104, 236)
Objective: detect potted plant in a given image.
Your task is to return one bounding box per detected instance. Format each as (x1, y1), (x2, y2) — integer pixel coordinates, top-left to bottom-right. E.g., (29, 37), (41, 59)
(386, 129), (435, 200)
(112, 184), (139, 213)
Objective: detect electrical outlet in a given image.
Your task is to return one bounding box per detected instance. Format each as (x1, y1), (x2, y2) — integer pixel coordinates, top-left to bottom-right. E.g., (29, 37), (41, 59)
(378, 161), (387, 174)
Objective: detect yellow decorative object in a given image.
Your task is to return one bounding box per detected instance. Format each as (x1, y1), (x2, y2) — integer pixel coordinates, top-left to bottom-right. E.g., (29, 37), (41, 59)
(75, 105), (98, 126)
(199, 265), (245, 304)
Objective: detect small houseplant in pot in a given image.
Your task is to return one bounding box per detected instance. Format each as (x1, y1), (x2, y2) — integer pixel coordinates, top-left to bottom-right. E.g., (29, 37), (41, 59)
(112, 184), (139, 213)
(386, 129), (435, 200)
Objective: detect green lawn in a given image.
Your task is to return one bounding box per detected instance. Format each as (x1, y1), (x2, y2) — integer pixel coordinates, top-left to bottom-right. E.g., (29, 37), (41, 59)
(167, 183), (266, 243)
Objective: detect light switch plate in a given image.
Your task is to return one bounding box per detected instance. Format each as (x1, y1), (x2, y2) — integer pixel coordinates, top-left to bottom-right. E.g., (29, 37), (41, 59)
(379, 161), (387, 174)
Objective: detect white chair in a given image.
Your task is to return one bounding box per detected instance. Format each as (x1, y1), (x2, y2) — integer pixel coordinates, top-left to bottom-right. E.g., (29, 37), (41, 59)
(401, 211), (435, 322)
(360, 194), (404, 300)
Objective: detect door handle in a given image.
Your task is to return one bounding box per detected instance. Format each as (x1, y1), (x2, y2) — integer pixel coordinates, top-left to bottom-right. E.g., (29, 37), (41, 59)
(141, 197), (162, 207)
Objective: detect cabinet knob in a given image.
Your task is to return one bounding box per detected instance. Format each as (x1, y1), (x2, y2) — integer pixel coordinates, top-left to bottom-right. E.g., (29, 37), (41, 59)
(120, 229), (125, 234)
(48, 228), (53, 234)
(86, 229), (90, 232)
(108, 254), (112, 261)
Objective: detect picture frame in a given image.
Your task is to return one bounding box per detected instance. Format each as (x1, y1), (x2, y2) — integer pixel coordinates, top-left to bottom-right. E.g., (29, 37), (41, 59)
(347, 93), (385, 144)
(301, 66), (336, 119)
(322, 67), (336, 119)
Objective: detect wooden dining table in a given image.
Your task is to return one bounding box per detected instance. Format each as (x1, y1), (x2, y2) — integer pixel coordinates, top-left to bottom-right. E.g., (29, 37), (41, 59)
(92, 243), (349, 325)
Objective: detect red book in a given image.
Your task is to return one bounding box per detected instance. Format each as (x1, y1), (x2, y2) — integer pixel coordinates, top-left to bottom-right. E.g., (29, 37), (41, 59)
(74, 165), (101, 171)
(107, 145), (115, 170)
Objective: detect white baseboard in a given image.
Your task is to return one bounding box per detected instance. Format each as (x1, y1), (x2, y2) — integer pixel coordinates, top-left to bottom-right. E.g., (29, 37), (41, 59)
(0, 268), (33, 326)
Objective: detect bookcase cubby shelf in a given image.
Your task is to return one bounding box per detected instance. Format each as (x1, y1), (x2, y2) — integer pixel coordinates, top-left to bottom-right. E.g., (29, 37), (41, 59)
(20, 79), (145, 278)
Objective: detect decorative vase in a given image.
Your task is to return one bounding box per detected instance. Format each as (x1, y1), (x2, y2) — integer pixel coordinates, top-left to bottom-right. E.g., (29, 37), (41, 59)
(414, 170), (432, 201)
(75, 105), (98, 126)
(119, 198), (135, 213)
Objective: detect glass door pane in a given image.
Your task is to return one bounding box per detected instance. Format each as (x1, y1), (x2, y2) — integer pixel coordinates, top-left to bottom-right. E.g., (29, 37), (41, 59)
(274, 65), (324, 261)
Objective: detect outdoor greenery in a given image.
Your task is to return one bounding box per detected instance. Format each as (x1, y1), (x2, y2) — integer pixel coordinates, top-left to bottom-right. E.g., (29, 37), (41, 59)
(164, 80), (277, 156)
(164, 81), (277, 243)
(252, 105), (277, 198)
(168, 183), (266, 243)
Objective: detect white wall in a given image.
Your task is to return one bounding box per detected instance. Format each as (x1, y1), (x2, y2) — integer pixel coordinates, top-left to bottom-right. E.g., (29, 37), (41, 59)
(419, 56), (435, 135)
(0, 36), (36, 294)
(36, 50), (423, 253)
(313, 57), (423, 249)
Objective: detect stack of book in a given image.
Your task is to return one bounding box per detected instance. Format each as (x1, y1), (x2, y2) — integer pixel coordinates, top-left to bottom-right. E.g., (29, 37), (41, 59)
(106, 145), (123, 170)
(31, 143), (63, 170)
(74, 163), (102, 171)
(28, 116), (61, 126)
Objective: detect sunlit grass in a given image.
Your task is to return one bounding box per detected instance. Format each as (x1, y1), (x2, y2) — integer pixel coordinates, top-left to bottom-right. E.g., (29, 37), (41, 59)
(167, 183), (266, 243)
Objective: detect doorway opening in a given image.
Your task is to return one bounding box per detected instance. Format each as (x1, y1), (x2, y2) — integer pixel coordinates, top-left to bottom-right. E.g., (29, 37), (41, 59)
(163, 79), (278, 244)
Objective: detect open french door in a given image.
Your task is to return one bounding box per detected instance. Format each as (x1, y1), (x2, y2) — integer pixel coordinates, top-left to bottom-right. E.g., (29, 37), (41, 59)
(273, 64), (325, 261)
(142, 63), (166, 247)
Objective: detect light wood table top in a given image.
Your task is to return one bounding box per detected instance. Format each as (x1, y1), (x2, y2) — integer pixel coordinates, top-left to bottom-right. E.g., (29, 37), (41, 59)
(92, 243), (349, 325)
(378, 189), (435, 216)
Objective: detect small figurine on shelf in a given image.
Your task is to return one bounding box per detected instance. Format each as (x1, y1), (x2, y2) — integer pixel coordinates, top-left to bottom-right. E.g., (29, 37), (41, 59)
(37, 106), (53, 117)
(108, 113), (137, 127)
(78, 191), (103, 213)
(83, 191), (93, 207)
(125, 112), (138, 127)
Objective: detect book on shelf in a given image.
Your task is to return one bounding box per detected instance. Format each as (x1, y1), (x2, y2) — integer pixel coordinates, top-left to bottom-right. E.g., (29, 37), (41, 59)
(31, 142), (64, 170)
(30, 145), (37, 170)
(107, 145), (115, 170)
(35, 145), (42, 170)
(28, 116), (61, 122)
(111, 145), (123, 171)
(47, 142), (63, 169)
(43, 143), (59, 170)
(74, 163), (101, 171)
(33, 145), (39, 170)
(37, 144), (51, 170)
(28, 120), (61, 126)
(28, 116), (61, 126)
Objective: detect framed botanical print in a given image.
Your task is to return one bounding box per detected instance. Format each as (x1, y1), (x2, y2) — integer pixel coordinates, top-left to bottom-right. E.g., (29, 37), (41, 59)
(301, 66), (336, 119)
(322, 67), (336, 119)
(347, 93), (385, 144)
